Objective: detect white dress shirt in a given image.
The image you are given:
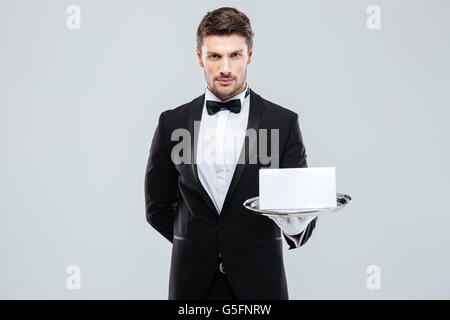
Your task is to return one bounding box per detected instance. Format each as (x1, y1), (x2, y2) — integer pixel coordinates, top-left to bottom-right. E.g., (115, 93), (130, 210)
(196, 82), (314, 248)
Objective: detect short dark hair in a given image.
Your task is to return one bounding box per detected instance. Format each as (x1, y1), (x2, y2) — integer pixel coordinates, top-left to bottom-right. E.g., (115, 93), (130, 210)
(196, 7), (254, 53)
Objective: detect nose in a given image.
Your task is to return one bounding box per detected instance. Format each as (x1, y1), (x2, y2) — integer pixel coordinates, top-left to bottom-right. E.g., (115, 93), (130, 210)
(220, 57), (231, 75)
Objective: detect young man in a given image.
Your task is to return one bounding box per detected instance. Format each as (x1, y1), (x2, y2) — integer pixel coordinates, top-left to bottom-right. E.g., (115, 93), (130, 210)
(145, 7), (318, 300)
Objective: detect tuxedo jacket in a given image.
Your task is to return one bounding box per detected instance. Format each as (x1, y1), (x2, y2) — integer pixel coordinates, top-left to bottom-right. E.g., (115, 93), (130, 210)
(144, 88), (318, 300)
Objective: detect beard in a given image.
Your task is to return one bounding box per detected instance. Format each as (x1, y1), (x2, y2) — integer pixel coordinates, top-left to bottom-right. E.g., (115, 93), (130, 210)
(206, 70), (247, 101)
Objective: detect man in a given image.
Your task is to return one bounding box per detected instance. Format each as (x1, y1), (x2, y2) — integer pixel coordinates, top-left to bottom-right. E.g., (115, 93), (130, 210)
(144, 7), (318, 300)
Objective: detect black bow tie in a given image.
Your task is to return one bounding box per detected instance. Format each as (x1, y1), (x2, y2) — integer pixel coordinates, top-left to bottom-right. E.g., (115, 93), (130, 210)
(206, 99), (241, 115)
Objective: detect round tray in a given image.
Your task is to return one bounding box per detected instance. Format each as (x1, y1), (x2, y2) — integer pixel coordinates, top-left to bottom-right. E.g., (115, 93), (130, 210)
(243, 193), (352, 217)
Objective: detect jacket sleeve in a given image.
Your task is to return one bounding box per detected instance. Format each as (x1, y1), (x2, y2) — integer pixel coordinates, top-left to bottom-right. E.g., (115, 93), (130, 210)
(144, 112), (179, 243)
(280, 113), (318, 249)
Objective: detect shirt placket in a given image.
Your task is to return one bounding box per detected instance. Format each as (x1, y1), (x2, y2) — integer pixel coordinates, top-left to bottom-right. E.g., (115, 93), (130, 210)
(214, 110), (230, 213)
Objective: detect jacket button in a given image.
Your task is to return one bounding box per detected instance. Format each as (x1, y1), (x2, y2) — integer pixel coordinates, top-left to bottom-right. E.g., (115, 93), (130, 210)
(218, 221), (224, 228)
(219, 262), (226, 274)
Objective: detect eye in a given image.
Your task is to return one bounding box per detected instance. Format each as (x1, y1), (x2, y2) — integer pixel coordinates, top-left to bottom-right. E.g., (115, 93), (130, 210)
(232, 53), (241, 57)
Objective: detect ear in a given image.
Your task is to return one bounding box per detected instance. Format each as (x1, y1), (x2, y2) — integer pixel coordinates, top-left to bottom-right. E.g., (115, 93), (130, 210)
(196, 47), (204, 67)
(247, 47), (253, 65)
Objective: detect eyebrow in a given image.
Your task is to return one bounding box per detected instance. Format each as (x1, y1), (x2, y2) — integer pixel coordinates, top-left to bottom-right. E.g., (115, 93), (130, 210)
(206, 49), (244, 55)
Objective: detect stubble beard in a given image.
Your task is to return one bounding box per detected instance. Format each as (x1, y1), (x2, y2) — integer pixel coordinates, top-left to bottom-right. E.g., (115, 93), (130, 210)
(206, 70), (247, 101)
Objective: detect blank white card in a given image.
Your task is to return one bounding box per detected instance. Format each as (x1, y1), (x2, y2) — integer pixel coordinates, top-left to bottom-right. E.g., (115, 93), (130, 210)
(259, 167), (336, 210)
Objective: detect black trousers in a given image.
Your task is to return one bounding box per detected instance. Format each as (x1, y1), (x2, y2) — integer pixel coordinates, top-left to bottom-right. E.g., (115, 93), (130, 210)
(204, 257), (238, 300)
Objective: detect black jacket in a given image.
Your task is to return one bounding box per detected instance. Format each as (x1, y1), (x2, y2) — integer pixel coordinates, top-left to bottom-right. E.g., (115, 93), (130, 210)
(144, 88), (317, 299)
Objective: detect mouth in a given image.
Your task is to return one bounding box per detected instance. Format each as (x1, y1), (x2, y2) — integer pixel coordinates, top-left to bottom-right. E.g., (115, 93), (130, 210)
(216, 78), (234, 86)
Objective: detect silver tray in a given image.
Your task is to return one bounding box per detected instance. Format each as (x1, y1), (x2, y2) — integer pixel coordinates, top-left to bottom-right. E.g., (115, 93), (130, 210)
(243, 193), (352, 217)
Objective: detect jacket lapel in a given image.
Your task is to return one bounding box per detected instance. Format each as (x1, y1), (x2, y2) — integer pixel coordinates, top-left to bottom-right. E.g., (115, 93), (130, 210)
(188, 93), (220, 216)
(221, 89), (262, 214)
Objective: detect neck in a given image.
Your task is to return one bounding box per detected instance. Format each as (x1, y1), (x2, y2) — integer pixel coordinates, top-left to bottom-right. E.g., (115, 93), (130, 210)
(208, 82), (247, 101)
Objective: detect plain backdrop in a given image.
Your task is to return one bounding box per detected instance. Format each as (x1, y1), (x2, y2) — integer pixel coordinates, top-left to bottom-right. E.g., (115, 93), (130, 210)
(1, 0), (449, 299)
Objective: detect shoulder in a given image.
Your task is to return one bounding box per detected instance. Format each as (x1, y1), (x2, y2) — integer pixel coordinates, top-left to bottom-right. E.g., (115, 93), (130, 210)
(255, 90), (300, 123)
(159, 95), (200, 120)
(158, 93), (203, 127)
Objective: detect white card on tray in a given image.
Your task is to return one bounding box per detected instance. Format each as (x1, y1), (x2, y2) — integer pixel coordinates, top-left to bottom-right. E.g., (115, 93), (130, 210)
(259, 167), (337, 210)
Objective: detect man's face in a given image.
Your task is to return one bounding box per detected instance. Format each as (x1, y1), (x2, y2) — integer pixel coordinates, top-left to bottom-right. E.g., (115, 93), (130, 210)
(196, 34), (252, 101)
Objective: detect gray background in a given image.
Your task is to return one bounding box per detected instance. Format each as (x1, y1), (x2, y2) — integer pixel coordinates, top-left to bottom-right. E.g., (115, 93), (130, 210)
(1, 0), (449, 299)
